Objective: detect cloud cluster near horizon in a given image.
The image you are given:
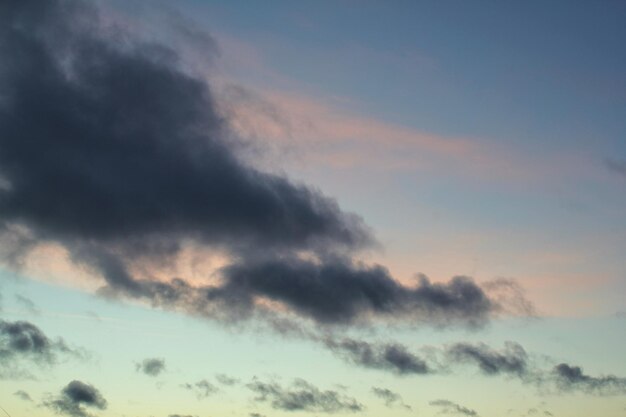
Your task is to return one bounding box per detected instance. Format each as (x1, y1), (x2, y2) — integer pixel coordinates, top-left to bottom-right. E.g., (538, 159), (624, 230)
(43, 380), (107, 417)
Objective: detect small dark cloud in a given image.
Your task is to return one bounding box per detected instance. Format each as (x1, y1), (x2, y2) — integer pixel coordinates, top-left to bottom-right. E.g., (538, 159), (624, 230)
(43, 380), (107, 417)
(246, 378), (363, 413)
(371, 387), (411, 410)
(249, 413), (265, 417)
(180, 379), (218, 399)
(215, 373), (239, 386)
(430, 399), (478, 416)
(553, 363), (626, 395)
(14, 389), (33, 402)
(0, 318), (78, 379)
(136, 358), (166, 377)
(605, 158), (626, 177)
(446, 342), (528, 376)
(323, 336), (429, 375)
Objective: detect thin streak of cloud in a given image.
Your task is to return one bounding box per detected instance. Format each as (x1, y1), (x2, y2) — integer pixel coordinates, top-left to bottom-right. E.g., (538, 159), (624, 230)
(429, 399), (478, 416)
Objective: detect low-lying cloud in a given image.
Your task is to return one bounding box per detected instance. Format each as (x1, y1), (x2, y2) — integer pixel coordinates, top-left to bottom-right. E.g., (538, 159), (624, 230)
(371, 387), (411, 410)
(429, 399), (478, 416)
(553, 363), (626, 395)
(181, 379), (218, 399)
(43, 380), (107, 417)
(246, 378), (363, 413)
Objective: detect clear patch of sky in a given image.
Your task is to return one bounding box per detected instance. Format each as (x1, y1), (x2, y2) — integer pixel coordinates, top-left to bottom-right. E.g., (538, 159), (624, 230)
(168, 0), (626, 156)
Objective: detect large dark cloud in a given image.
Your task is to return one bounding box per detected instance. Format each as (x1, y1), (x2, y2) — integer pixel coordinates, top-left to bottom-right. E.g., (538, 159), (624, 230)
(553, 363), (626, 395)
(0, 0), (531, 330)
(43, 380), (107, 417)
(0, 318), (78, 378)
(446, 341), (528, 376)
(322, 336), (430, 375)
(0, 0), (368, 292)
(246, 378), (363, 413)
(0, 0), (368, 254)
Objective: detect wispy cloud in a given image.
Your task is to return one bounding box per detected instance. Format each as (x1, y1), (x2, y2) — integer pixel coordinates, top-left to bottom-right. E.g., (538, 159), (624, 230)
(429, 399), (478, 416)
(181, 379), (219, 399)
(605, 158), (626, 177)
(371, 387), (411, 410)
(13, 390), (33, 402)
(246, 378), (363, 413)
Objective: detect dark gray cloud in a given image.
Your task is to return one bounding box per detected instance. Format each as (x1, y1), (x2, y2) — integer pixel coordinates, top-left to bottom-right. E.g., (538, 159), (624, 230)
(371, 387), (411, 410)
(446, 342), (528, 376)
(0, 318), (77, 378)
(321, 334), (626, 400)
(219, 261), (496, 326)
(0, 0), (368, 257)
(0, 0), (531, 330)
(136, 358), (166, 377)
(429, 399), (478, 416)
(553, 363), (626, 395)
(181, 379), (218, 399)
(0, 0), (368, 306)
(246, 378), (363, 413)
(322, 336), (430, 375)
(43, 380), (107, 417)
(14, 389), (33, 402)
(605, 158), (626, 177)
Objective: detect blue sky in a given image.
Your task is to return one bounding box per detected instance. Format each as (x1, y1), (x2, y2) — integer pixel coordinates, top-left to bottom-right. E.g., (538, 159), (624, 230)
(0, 1), (625, 417)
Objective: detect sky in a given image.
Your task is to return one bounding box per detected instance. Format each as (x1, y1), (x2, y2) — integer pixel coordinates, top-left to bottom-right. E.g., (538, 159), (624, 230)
(0, 1), (625, 417)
